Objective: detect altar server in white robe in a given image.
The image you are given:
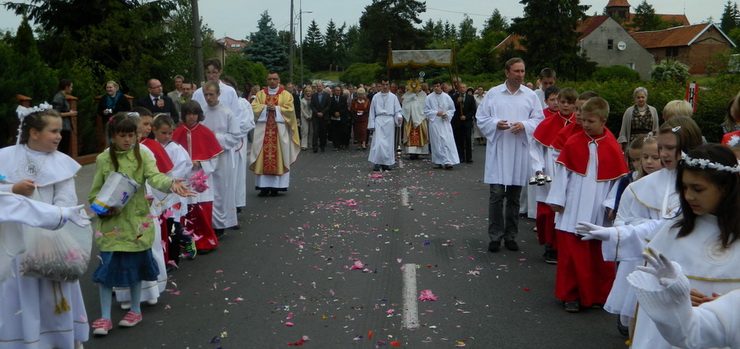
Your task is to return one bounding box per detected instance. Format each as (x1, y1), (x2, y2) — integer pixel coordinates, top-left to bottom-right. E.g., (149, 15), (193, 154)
(629, 248), (740, 349)
(424, 79), (459, 169)
(192, 58), (241, 124)
(200, 81), (241, 236)
(367, 79), (403, 171)
(220, 76), (255, 208)
(476, 58), (544, 252)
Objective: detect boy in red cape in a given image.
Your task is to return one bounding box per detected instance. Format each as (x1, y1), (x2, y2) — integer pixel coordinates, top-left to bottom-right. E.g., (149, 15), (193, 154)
(172, 100), (223, 253)
(545, 97), (629, 313)
(530, 87), (577, 264)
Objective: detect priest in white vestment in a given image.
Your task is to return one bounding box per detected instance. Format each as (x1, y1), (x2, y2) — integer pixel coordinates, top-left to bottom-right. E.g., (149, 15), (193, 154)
(476, 58), (544, 252)
(401, 83), (429, 159)
(367, 79), (403, 171)
(424, 80), (459, 169)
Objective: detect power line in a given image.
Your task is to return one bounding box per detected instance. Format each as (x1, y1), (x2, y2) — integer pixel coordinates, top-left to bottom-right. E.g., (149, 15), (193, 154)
(426, 6), (490, 18)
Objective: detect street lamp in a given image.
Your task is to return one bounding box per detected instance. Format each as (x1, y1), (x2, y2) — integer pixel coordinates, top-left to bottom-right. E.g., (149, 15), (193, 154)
(299, 6), (313, 86)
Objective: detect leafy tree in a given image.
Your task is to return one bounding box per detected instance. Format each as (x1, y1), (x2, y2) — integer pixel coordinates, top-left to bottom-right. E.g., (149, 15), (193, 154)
(223, 53), (269, 88)
(482, 9), (509, 36)
(458, 16), (477, 46)
(729, 27), (740, 53)
(630, 0), (663, 31)
(358, 0), (427, 64)
(325, 20), (348, 70)
(457, 30), (508, 75)
(303, 20), (325, 71)
(720, 1), (740, 33)
(339, 62), (385, 85)
(511, 0), (596, 80)
(0, 17), (57, 146)
(244, 11), (289, 72)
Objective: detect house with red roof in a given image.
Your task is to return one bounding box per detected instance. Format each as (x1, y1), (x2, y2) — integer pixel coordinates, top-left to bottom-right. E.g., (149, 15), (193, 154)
(214, 36), (251, 64)
(631, 23), (737, 74)
(604, 0), (690, 30)
(494, 15), (654, 79)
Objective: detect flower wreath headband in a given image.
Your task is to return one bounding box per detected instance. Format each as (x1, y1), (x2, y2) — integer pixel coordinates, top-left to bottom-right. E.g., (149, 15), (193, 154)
(681, 155), (740, 174)
(15, 102), (53, 145)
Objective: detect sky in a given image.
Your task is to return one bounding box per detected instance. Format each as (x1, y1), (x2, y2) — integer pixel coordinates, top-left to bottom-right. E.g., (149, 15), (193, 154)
(0, 0), (729, 40)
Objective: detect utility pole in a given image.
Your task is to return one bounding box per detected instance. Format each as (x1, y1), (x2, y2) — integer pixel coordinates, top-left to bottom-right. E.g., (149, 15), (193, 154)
(289, 0), (295, 83)
(299, 0), (304, 86)
(191, 0), (204, 86)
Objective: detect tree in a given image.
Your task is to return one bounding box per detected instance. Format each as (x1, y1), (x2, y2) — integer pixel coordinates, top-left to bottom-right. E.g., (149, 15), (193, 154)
(458, 15), (477, 46)
(358, 0), (427, 64)
(303, 20), (325, 71)
(510, 0), (596, 80)
(457, 30), (508, 75)
(630, 0), (663, 31)
(223, 53), (269, 88)
(244, 11), (289, 72)
(650, 60), (690, 82)
(482, 9), (509, 36)
(324, 20), (348, 70)
(720, 1), (740, 33)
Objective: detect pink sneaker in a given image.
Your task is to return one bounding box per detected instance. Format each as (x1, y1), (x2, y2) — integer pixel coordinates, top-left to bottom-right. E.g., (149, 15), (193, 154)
(118, 311), (143, 327)
(92, 318), (113, 335)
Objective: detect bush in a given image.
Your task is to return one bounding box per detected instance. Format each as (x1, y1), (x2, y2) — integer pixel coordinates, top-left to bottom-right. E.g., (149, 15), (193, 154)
(223, 54), (269, 89)
(693, 74), (740, 142)
(339, 62), (384, 85)
(592, 65), (640, 82)
(650, 60), (690, 83)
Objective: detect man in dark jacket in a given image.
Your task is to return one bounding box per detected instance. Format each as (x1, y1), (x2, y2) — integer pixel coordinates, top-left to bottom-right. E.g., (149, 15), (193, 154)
(136, 78), (180, 124)
(310, 82), (331, 152)
(450, 83), (477, 163)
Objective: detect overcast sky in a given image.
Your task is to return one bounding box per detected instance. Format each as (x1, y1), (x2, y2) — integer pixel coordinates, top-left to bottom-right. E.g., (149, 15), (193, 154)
(0, 0), (728, 41)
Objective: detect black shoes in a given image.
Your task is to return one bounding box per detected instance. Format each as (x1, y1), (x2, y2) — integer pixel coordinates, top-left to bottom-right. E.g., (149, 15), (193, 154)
(504, 240), (519, 251)
(258, 190), (269, 197)
(564, 301), (580, 313)
(373, 164), (381, 171)
(488, 240), (500, 252)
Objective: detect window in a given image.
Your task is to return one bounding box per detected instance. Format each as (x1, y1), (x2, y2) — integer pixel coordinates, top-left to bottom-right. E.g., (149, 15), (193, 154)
(607, 39), (614, 50)
(626, 62), (635, 70)
(665, 47), (679, 57)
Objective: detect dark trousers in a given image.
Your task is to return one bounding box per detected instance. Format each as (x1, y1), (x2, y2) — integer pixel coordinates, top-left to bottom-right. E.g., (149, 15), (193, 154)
(453, 124), (473, 162)
(488, 184), (522, 242)
(312, 117), (329, 150)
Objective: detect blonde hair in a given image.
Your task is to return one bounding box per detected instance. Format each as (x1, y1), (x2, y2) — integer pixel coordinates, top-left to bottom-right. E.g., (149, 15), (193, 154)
(581, 97), (610, 120)
(662, 100), (693, 121)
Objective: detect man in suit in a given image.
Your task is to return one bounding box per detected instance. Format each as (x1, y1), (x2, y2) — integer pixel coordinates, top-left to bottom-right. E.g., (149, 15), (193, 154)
(450, 83), (476, 163)
(167, 74), (185, 114)
(286, 82), (301, 123)
(310, 82), (331, 152)
(137, 78), (180, 124)
(329, 86), (350, 150)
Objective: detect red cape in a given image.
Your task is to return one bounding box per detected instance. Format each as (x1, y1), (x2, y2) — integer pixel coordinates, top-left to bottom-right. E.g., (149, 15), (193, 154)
(534, 111), (575, 147)
(543, 108), (558, 119)
(551, 121), (583, 151)
(140, 138), (174, 173)
(556, 128), (629, 181)
(721, 130), (740, 146)
(172, 123), (223, 162)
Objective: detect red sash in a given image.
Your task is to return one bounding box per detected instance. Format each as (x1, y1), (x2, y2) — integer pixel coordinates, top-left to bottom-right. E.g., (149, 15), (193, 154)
(172, 123), (223, 162)
(556, 128), (628, 181)
(534, 111), (575, 147)
(140, 138), (174, 173)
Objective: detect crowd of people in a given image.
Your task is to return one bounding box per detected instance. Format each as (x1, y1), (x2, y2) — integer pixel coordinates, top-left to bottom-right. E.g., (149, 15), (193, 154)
(0, 55), (738, 348)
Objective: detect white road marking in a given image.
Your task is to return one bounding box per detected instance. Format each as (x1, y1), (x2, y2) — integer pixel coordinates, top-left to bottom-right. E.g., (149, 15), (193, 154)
(401, 187), (409, 206)
(402, 263), (419, 329)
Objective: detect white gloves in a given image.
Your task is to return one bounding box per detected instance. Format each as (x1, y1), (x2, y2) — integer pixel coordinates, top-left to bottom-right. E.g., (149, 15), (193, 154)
(574, 221), (614, 241)
(638, 247), (678, 287)
(61, 205), (91, 227)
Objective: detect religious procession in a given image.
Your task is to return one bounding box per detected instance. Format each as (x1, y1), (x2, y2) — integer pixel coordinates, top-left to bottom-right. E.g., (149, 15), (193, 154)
(1, 0), (740, 348)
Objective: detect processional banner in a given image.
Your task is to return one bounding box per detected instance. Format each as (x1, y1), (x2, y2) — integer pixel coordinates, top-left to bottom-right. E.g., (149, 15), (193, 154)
(388, 50), (453, 68)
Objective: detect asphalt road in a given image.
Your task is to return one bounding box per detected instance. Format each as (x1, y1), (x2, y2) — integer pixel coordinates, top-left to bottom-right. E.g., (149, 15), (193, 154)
(74, 142), (628, 349)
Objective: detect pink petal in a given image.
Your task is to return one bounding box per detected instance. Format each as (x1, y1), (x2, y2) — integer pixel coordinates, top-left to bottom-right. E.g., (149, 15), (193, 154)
(285, 322), (294, 326)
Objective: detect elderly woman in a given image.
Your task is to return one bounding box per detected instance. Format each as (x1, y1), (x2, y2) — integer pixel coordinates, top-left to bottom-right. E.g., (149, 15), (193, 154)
(618, 86), (659, 150)
(350, 88), (371, 150)
(300, 87), (314, 150)
(96, 80), (131, 122)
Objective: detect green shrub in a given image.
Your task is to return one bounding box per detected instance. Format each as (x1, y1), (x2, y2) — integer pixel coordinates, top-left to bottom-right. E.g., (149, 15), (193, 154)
(592, 65), (640, 82)
(650, 60), (690, 83)
(339, 63), (384, 85)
